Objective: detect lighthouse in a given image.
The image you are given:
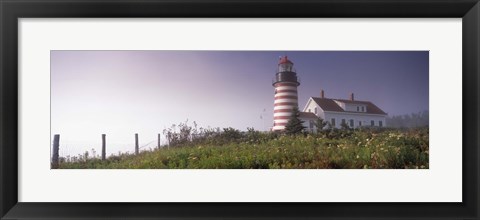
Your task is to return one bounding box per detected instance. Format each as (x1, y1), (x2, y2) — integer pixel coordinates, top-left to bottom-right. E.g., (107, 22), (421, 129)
(272, 56), (300, 131)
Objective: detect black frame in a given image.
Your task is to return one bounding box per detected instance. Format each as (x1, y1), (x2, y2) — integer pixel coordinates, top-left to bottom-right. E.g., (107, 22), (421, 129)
(1, 0), (479, 219)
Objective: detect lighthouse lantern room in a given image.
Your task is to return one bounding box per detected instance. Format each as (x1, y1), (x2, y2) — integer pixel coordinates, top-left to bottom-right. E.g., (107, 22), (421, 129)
(272, 56), (300, 131)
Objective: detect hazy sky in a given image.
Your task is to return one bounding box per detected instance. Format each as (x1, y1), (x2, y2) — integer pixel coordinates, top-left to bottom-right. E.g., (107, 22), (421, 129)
(51, 51), (428, 156)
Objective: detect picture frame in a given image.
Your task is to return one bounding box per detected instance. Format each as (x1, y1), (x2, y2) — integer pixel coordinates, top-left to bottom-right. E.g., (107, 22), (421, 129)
(1, 0), (478, 219)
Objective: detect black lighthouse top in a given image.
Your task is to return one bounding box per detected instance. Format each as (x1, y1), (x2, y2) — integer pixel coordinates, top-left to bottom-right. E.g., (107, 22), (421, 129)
(273, 56), (300, 86)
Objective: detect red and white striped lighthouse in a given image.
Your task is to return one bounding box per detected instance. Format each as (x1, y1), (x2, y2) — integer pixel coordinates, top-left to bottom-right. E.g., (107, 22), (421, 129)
(272, 56), (300, 131)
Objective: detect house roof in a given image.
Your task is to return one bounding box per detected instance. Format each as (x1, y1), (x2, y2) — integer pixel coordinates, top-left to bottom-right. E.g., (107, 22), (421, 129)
(299, 112), (318, 119)
(310, 97), (387, 115)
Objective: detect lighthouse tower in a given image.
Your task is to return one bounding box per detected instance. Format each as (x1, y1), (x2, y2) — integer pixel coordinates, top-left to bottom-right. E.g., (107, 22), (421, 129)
(272, 56), (300, 131)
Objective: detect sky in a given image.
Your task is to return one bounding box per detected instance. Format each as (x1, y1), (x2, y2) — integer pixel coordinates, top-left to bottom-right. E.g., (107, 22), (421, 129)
(51, 51), (428, 156)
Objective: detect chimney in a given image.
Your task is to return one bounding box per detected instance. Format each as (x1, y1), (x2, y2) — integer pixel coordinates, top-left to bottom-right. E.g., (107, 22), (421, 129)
(349, 93), (354, 101)
(320, 89), (325, 98)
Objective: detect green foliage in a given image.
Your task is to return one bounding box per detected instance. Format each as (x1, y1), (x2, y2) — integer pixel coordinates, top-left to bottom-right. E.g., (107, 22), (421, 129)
(315, 117), (327, 132)
(58, 127), (429, 169)
(222, 127), (242, 141)
(340, 121), (350, 130)
(284, 107), (306, 135)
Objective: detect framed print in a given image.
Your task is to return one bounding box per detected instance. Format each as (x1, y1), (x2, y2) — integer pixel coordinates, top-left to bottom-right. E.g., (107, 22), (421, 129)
(1, 0), (479, 219)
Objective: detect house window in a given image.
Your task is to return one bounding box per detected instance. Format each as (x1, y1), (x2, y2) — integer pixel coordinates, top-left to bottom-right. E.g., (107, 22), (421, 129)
(314, 107), (317, 114)
(331, 118), (336, 127)
(362, 106), (365, 112)
(357, 106), (359, 111)
(341, 119), (346, 125)
(379, 121), (383, 127)
(309, 120), (314, 129)
(359, 121), (362, 126)
(349, 119), (354, 127)
(371, 120), (375, 126)
(308, 109), (311, 112)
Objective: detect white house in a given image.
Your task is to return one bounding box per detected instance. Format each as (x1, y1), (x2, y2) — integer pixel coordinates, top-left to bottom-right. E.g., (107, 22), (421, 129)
(300, 90), (387, 131)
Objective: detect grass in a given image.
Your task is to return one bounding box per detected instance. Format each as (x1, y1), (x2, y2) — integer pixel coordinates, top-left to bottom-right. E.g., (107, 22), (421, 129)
(57, 127), (429, 169)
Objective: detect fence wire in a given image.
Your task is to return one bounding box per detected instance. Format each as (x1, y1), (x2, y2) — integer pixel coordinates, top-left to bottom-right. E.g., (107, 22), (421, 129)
(51, 134), (166, 162)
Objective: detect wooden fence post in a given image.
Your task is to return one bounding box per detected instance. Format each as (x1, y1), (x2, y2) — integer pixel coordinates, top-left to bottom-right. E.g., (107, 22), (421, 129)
(157, 133), (161, 149)
(135, 133), (139, 155)
(102, 134), (106, 160)
(52, 134), (60, 169)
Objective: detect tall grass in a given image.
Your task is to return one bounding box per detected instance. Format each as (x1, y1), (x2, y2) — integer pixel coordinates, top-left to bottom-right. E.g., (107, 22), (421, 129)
(58, 127), (429, 169)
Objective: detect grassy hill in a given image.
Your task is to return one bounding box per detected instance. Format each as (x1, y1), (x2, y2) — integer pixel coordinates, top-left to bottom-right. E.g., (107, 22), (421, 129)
(57, 127), (429, 169)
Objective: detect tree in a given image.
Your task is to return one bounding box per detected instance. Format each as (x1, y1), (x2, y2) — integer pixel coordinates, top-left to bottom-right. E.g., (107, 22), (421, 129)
(386, 110), (429, 128)
(314, 117), (327, 132)
(325, 121), (333, 130)
(340, 121), (350, 130)
(284, 107), (306, 135)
